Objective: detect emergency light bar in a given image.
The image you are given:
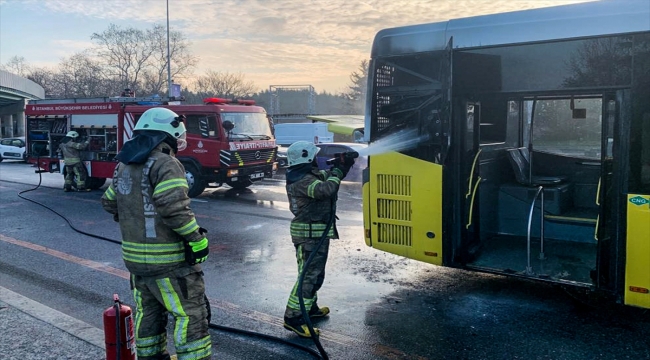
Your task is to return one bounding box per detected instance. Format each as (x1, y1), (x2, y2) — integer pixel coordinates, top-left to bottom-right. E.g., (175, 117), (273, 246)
(203, 98), (256, 105)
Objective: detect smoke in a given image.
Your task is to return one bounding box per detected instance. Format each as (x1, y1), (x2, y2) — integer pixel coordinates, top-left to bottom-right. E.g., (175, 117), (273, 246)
(357, 128), (429, 157)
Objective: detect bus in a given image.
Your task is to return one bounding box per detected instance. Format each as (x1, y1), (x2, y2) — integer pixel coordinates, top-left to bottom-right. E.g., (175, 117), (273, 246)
(362, 0), (650, 309)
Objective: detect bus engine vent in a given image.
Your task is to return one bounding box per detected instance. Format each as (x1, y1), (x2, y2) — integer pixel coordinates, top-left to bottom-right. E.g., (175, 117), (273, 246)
(377, 174), (411, 196)
(377, 223), (412, 246)
(377, 199), (411, 221)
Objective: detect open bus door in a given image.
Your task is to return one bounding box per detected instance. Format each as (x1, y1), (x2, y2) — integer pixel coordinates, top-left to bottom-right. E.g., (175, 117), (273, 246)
(364, 38), (453, 265)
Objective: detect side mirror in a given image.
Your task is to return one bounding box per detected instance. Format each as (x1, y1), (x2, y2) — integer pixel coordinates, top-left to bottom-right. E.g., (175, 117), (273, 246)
(222, 120), (235, 132)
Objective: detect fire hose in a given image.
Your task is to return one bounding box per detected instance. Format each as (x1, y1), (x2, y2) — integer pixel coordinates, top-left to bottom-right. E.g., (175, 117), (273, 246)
(16, 162), (326, 359)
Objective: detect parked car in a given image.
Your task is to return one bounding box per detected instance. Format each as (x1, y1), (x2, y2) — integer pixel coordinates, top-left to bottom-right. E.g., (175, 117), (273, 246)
(0, 137), (27, 162)
(315, 142), (367, 182)
(277, 145), (288, 168)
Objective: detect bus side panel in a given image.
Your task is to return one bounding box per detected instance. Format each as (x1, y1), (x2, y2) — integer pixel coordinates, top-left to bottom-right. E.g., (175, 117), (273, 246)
(366, 152), (443, 265)
(624, 194), (650, 309)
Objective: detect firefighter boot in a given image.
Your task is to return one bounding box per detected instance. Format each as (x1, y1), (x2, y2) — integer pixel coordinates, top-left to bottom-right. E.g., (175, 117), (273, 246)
(64, 186), (72, 192)
(283, 316), (320, 338)
(309, 305), (330, 319)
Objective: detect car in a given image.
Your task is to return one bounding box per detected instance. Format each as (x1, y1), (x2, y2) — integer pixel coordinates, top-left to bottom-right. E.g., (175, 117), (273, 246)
(277, 145), (288, 168)
(0, 137), (27, 162)
(315, 142), (367, 182)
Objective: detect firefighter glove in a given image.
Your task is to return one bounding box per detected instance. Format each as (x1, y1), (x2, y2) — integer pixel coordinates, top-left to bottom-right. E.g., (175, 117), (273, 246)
(185, 238), (209, 265)
(332, 165), (348, 179)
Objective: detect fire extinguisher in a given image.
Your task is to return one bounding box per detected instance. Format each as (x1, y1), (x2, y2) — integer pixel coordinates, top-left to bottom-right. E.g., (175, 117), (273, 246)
(103, 293), (136, 360)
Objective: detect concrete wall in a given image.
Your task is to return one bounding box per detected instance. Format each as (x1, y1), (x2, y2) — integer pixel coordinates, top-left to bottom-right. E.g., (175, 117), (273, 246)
(0, 70), (44, 138)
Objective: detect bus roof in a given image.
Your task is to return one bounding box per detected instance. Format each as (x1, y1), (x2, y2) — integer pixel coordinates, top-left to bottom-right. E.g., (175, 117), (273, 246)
(371, 0), (650, 57)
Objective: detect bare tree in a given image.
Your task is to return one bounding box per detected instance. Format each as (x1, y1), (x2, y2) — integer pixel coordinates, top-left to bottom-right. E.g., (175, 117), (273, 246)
(140, 24), (198, 96)
(28, 67), (58, 97)
(54, 52), (115, 98)
(342, 60), (368, 114)
(192, 71), (258, 99)
(91, 23), (196, 96)
(91, 24), (154, 93)
(0, 56), (32, 76)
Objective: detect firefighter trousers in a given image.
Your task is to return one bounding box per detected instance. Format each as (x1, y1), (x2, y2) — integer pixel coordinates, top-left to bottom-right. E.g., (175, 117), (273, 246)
(284, 238), (330, 320)
(131, 270), (211, 360)
(64, 163), (88, 190)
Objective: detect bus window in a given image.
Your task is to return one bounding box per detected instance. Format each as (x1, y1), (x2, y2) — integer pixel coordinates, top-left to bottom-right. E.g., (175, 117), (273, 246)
(529, 98), (602, 159)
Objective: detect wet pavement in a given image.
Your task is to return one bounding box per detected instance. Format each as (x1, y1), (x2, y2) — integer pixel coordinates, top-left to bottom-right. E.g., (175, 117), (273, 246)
(1, 160), (649, 359)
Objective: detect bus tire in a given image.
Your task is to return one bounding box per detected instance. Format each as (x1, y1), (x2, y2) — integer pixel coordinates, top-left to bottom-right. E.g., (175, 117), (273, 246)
(183, 163), (206, 198)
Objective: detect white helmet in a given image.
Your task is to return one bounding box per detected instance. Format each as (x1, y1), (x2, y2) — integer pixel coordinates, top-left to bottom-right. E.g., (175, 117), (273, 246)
(287, 141), (320, 167)
(134, 107), (186, 139)
(134, 107), (187, 151)
(66, 131), (79, 138)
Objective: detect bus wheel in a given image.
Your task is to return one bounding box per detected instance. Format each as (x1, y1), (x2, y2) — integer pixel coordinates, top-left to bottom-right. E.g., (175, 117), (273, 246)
(227, 179), (253, 190)
(183, 163), (206, 198)
(87, 177), (107, 190)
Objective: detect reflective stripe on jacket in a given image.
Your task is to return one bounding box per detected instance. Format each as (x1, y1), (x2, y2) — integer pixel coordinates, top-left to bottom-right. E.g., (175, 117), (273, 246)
(59, 140), (88, 165)
(101, 142), (204, 276)
(286, 167), (342, 244)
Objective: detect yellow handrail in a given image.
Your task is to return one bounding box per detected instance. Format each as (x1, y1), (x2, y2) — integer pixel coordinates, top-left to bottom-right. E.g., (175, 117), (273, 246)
(466, 176), (482, 229)
(466, 148), (482, 198)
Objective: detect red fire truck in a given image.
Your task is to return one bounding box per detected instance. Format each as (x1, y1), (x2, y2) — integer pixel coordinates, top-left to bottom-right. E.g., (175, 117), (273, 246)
(26, 96), (278, 197)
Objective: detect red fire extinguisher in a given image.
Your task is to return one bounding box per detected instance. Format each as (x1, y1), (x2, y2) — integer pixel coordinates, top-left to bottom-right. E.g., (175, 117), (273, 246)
(103, 293), (136, 360)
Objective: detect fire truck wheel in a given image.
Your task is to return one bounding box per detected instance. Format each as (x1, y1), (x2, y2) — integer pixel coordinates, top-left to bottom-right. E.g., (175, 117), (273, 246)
(183, 163), (206, 198)
(87, 177), (107, 190)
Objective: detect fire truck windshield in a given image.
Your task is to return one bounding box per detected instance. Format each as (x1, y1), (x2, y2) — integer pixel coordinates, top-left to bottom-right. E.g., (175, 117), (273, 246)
(221, 112), (272, 139)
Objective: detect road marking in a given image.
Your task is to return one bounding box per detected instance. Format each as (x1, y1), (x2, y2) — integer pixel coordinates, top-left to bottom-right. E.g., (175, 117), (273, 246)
(0, 233), (416, 358)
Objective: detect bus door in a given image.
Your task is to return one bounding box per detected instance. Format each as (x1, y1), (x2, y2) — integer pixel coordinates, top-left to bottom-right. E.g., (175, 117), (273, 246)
(364, 39), (453, 265)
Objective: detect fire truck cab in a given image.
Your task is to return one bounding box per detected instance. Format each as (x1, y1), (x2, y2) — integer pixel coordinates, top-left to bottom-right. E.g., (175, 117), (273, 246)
(26, 96), (278, 197)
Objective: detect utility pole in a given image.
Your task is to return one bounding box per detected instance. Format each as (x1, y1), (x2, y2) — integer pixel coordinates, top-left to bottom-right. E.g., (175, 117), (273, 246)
(166, 0), (172, 97)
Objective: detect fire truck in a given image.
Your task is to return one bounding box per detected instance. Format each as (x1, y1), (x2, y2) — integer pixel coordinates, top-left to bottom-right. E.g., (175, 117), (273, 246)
(25, 96), (278, 197)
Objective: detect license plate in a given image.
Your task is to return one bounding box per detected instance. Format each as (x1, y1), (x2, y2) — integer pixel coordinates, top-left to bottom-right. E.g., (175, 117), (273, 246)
(250, 172), (265, 179)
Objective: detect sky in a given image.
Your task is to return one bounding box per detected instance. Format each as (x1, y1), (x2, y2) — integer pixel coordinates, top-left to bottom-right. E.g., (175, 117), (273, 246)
(0, 0), (593, 94)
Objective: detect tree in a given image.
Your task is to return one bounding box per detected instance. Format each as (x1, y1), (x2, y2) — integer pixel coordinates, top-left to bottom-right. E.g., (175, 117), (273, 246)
(54, 51), (116, 98)
(192, 71), (258, 99)
(342, 60), (369, 114)
(0, 56), (31, 77)
(91, 23), (196, 96)
(140, 24), (198, 96)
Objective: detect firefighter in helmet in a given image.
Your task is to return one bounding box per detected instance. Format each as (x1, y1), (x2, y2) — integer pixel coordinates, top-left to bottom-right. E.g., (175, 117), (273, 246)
(101, 107), (212, 360)
(282, 140), (355, 337)
(59, 130), (90, 192)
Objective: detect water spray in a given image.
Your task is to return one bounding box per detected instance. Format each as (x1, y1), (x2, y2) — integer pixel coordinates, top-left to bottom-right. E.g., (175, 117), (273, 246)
(358, 128), (430, 157)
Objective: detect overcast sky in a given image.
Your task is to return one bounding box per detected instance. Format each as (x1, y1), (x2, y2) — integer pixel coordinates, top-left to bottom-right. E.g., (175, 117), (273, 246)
(0, 0), (591, 94)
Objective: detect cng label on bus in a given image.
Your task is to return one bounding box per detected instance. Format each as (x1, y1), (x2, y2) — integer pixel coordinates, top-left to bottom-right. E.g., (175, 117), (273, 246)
(629, 196), (649, 206)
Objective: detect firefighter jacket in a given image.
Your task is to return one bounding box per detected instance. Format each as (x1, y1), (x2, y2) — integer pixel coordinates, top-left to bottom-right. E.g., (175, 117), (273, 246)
(101, 142), (205, 277)
(286, 165), (345, 244)
(59, 139), (88, 165)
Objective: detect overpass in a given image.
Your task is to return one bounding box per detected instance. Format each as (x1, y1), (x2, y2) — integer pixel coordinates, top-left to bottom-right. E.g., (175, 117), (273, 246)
(0, 70), (44, 138)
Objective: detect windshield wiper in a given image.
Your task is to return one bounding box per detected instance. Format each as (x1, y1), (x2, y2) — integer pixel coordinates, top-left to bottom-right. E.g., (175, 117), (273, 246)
(230, 133), (255, 140)
(249, 134), (271, 140)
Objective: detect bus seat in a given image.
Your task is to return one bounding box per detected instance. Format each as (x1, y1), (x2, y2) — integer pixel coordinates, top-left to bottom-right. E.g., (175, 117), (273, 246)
(507, 147), (566, 187)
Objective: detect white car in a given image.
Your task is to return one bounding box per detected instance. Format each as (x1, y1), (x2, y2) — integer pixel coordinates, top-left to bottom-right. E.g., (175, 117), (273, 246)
(0, 137), (27, 162)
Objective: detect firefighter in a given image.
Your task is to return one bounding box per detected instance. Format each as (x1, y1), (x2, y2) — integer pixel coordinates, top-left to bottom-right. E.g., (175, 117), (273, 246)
(101, 107), (211, 360)
(282, 140), (355, 338)
(59, 130), (90, 192)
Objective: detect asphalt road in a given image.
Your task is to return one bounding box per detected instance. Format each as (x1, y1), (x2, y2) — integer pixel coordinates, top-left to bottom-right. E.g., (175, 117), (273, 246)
(0, 160), (649, 359)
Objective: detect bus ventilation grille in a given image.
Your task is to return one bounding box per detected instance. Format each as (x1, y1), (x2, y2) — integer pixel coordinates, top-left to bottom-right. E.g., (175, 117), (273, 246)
(377, 199), (411, 221)
(377, 223), (412, 246)
(377, 174), (411, 196)
(375, 174), (412, 246)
